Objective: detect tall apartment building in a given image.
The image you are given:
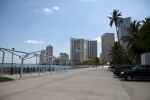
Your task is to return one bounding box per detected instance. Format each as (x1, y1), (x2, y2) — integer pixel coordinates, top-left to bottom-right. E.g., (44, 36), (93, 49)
(101, 33), (115, 63)
(70, 38), (97, 64)
(70, 38), (86, 64)
(85, 40), (97, 59)
(60, 53), (69, 65)
(40, 49), (46, 65)
(46, 45), (53, 65)
(118, 17), (131, 50)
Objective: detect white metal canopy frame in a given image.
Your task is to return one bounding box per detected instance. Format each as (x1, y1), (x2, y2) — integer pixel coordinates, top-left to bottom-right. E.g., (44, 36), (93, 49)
(0, 47), (44, 78)
(0, 47), (70, 79)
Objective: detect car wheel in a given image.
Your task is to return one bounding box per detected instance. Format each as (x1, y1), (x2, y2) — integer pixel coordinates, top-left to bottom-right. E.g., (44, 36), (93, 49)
(125, 75), (133, 81)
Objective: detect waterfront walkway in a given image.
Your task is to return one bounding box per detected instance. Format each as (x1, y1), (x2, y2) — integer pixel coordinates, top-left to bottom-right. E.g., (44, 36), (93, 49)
(0, 67), (149, 100)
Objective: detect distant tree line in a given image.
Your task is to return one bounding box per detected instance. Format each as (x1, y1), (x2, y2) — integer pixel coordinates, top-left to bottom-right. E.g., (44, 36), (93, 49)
(75, 57), (104, 66)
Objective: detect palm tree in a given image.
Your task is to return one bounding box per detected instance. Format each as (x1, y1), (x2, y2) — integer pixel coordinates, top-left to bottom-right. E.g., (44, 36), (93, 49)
(121, 20), (141, 49)
(142, 17), (150, 24)
(109, 42), (125, 64)
(121, 20), (142, 64)
(108, 9), (123, 43)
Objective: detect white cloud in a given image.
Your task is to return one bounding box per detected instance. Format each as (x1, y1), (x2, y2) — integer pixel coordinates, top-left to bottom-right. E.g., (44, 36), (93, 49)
(78, 0), (95, 2)
(95, 37), (101, 43)
(43, 8), (53, 15)
(52, 6), (60, 11)
(25, 40), (44, 44)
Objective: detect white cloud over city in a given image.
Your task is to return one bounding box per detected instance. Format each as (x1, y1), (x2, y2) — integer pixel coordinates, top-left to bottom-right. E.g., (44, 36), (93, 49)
(52, 6), (60, 11)
(33, 6), (59, 15)
(43, 8), (53, 15)
(25, 40), (44, 44)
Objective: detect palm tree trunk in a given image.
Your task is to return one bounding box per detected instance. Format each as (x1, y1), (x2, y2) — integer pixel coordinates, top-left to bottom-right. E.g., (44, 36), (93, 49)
(116, 26), (120, 44)
(116, 26), (122, 64)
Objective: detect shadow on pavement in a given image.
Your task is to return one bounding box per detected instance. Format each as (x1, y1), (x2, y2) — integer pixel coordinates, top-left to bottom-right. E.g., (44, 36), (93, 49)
(119, 78), (150, 82)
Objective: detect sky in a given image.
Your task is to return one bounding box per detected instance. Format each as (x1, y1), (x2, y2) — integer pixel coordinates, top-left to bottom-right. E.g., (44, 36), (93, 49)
(0, 0), (150, 64)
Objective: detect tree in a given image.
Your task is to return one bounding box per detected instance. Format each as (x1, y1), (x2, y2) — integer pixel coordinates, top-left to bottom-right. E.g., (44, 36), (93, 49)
(121, 20), (143, 64)
(138, 20), (150, 52)
(109, 42), (126, 64)
(141, 17), (150, 24)
(121, 20), (141, 49)
(82, 58), (103, 65)
(108, 9), (123, 43)
(94, 57), (99, 67)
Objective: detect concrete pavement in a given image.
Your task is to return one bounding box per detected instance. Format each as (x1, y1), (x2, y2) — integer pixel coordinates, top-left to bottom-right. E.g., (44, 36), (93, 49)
(0, 67), (133, 100)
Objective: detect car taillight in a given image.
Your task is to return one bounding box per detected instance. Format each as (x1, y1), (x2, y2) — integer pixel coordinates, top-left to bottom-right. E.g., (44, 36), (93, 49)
(115, 69), (117, 72)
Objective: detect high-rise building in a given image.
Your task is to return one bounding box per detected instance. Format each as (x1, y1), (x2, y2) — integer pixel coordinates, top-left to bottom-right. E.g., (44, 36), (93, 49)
(85, 40), (97, 59)
(46, 45), (53, 65)
(40, 49), (46, 65)
(118, 17), (131, 50)
(100, 53), (102, 60)
(101, 33), (115, 63)
(70, 38), (97, 64)
(60, 53), (69, 65)
(70, 38), (86, 64)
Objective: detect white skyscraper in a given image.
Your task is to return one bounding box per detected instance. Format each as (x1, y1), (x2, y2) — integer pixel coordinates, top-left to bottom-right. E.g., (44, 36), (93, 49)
(101, 33), (115, 63)
(46, 45), (53, 65)
(40, 49), (46, 65)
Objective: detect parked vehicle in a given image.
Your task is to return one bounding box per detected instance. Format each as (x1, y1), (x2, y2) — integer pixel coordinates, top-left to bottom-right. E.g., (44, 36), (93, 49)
(108, 65), (115, 70)
(121, 65), (150, 81)
(113, 65), (134, 76)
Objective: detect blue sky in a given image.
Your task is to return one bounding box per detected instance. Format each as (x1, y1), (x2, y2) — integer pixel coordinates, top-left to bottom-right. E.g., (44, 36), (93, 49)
(0, 0), (150, 64)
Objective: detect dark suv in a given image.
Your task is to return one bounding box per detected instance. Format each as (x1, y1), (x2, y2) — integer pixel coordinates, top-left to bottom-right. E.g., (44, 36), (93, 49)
(108, 65), (115, 70)
(113, 65), (133, 76)
(120, 65), (150, 81)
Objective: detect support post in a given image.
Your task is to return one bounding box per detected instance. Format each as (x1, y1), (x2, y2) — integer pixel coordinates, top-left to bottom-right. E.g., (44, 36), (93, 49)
(38, 65), (40, 76)
(0, 50), (5, 77)
(10, 48), (15, 75)
(36, 55), (38, 73)
(20, 58), (24, 79)
(20, 54), (28, 79)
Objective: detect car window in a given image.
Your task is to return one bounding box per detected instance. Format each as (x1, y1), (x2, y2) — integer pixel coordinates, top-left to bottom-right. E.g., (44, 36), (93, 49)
(138, 66), (147, 70)
(132, 66), (138, 70)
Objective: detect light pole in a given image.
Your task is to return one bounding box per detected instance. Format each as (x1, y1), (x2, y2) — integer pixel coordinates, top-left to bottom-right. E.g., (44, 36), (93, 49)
(10, 48), (15, 75)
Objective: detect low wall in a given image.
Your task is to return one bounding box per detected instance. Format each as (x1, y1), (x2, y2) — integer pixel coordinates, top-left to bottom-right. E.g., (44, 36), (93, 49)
(0, 67), (47, 74)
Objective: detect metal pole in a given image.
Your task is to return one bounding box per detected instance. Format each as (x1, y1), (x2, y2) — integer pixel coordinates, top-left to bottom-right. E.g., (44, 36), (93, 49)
(20, 58), (24, 78)
(38, 65), (40, 76)
(10, 48), (14, 75)
(20, 54), (28, 79)
(36, 55), (37, 73)
(37, 56), (40, 76)
(0, 50), (5, 77)
(59, 58), (61, 65)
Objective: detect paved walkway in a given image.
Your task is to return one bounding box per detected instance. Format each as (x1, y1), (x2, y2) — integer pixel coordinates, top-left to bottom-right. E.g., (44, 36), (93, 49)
(0, 67), (131, 100)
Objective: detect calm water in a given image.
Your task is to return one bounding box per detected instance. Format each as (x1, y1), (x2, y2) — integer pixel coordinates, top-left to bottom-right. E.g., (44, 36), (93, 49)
(0, 63), (74, 71)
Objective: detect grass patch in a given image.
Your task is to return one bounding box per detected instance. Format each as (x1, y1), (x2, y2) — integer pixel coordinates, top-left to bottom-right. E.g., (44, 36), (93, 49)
(109, 70), (114, 72)
(0, 77), (14, 82)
